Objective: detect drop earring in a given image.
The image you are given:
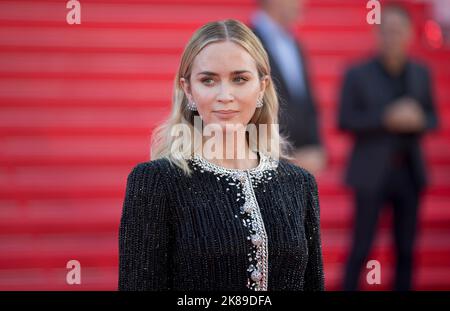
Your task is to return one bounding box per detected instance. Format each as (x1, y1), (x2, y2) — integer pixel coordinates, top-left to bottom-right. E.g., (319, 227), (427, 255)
(256, 97), (263, 108)
(187, 100), (197, 111)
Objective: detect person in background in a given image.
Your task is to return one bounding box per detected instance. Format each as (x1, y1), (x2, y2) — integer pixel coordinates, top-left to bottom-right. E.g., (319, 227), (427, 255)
(251, 0), (326, 175)
(338, 4), (438, 291)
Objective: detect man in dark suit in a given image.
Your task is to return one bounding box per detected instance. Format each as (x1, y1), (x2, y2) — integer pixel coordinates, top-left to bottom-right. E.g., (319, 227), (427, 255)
(339, 5), (438, 290)
(250, 0), (325, 174)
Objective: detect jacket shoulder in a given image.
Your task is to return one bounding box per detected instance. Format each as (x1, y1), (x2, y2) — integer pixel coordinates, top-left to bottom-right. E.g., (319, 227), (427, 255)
(131, 157), (173, 171)
(344, 58), (377, 78)
(126, 158), (177, 185)
(278, 159), (317, 187)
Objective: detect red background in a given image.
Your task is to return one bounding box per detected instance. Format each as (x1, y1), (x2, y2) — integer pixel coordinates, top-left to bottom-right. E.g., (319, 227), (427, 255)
(0, 0), (448, 290)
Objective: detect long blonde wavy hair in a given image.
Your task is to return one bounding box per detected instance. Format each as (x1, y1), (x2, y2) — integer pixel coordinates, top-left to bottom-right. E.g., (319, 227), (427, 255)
(150, 19), (294, 176)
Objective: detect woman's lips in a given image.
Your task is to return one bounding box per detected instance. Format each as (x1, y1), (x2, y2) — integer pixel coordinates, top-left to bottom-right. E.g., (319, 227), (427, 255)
(213, 110), (239, 118)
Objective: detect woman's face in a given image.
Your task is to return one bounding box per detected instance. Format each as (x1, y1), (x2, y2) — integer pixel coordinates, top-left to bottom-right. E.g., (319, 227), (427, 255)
(180, 41), (268, 131)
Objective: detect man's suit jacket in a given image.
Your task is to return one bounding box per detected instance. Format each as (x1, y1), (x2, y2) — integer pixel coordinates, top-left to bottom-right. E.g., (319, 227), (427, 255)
(338, 58), (438, 192)
(251, 27), (321, 150)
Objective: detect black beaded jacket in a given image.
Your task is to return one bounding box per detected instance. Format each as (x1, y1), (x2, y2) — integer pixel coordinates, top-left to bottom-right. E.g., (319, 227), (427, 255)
(118, 152), (324, 291)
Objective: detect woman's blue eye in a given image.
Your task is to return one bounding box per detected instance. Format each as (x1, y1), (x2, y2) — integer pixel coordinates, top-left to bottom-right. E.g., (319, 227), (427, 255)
(234, 76), (248, 83)
(202, 78), (214, 85)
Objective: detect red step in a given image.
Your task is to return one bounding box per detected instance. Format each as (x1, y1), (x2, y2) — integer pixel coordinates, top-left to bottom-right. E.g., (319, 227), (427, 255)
(0, 0), (449, 291)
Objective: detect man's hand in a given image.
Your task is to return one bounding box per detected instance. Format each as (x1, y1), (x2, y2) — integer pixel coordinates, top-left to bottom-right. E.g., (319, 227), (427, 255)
(383, 97), (426, 133)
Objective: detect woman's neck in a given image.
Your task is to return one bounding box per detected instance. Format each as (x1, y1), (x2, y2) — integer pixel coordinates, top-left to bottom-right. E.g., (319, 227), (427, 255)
(212, 150), (260, 170)
(200, 134), (260, 170)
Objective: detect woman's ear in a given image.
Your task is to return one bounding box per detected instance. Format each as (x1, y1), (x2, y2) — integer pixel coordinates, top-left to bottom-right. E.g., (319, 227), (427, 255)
(180, 77), (192, 100)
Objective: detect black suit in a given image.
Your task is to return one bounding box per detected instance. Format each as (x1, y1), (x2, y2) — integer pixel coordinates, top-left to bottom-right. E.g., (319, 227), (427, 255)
(251, 27), (321, 150)
(339, 58), (438, 192)
(339, 57), (438, 290)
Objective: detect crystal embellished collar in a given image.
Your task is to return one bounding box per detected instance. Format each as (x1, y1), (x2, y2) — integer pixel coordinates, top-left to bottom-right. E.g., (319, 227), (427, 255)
(189, 151), (278, 176)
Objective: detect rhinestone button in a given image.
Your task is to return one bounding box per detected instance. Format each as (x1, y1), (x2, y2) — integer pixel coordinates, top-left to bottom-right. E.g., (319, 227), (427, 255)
(251, 234), (262, 246)
(240, 201), (253, 214)
(238, 173), (246, 183)
(251, 270), (262, 282)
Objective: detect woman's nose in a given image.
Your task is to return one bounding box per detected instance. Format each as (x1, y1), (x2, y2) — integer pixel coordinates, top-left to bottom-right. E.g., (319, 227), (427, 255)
(217, 83), (234, 102)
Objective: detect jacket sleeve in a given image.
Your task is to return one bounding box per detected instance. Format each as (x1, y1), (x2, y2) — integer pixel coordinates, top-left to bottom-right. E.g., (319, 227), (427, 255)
(338, 68), (386, 134)
(118, 162), (172, 291)
(421, 67), (439, 131)
(301, 47), (322, 147)
(303, 172), (325, 290)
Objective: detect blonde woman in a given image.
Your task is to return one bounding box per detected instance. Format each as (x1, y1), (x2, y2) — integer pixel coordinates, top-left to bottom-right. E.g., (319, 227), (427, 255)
(118, 19), (324, 291)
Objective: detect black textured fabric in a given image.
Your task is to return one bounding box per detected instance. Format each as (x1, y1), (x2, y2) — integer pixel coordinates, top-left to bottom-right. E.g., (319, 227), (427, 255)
(118, 155), (324, 291)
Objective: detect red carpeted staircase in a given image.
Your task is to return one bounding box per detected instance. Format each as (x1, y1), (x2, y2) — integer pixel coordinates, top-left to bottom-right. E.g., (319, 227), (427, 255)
(0, 0), (448, 290)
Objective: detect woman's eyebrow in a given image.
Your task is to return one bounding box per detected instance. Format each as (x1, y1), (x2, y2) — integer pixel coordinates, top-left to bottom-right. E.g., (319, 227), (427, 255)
(196, 70), (253, 76)
(196, 71), (217, 76)
(232, 70), (253, 75)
